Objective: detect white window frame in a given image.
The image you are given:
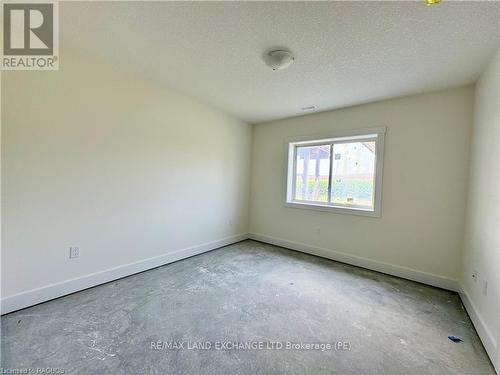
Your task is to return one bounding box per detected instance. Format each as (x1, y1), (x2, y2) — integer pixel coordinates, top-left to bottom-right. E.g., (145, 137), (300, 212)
(284, 127), (386, 217)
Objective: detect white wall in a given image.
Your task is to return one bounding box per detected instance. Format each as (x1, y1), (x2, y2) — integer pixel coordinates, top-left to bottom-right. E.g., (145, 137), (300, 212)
(249, 86), (473, 289)
(1, 49), (252, 312)
(461, 48), (500, 372)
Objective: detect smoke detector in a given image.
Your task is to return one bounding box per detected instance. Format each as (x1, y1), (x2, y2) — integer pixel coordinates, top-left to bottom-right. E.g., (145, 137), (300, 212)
(263, 49), (294, 71)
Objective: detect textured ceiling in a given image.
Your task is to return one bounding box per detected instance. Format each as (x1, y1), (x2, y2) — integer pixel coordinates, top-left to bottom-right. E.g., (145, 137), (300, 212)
(61, 1), (500, 123)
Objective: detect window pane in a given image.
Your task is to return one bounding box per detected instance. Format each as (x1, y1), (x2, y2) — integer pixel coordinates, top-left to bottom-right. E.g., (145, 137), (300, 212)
(294, 145), (331, 202)
(330, 141), (376, 208)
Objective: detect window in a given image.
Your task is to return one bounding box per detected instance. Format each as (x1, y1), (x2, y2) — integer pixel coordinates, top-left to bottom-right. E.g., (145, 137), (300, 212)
(285, 127), (385, 217)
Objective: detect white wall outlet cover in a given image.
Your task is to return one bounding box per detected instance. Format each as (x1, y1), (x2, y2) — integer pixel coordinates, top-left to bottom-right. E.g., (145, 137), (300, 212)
(69, 247), (80, 259)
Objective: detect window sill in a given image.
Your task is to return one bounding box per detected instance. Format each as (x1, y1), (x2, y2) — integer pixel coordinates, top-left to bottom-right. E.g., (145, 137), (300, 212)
(284, 201), (381, 218)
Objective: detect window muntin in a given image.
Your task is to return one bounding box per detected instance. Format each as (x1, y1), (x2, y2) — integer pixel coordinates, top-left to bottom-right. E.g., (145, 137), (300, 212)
(286, 129), (384, 216)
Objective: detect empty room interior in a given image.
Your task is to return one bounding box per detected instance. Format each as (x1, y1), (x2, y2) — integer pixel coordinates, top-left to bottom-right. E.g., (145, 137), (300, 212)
(1, 1), (500, 374)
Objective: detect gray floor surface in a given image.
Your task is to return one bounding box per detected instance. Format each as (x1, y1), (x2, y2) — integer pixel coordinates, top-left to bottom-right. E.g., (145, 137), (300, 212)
(1, 240), (495, 374)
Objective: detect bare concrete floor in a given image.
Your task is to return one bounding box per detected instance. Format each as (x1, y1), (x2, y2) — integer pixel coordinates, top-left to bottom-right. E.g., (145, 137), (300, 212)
(1, 240), (494, 374)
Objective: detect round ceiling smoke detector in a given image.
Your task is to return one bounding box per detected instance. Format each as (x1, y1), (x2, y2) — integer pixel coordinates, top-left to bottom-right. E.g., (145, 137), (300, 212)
(263, 49), (294, 71)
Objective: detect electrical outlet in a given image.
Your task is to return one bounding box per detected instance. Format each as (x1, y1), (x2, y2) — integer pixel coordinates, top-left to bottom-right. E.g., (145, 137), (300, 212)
(483, 280), (488, 296)
(69, 247), (80, 259)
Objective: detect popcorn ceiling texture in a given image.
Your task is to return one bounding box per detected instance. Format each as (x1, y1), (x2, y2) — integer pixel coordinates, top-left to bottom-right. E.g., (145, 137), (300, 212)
(60, 1), (500, 123)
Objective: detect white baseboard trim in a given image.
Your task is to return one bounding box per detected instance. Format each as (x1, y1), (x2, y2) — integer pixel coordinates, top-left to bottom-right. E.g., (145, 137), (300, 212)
(248, 232), (459, 292)
(1, 233), (248, 315)
(458, 285), (499, 373)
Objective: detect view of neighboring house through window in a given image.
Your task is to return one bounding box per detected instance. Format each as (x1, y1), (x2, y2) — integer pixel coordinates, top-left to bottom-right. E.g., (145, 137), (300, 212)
(286, 128), (385, 216)
(331, 141), (376, 208)
(294, 144), (331, 202)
